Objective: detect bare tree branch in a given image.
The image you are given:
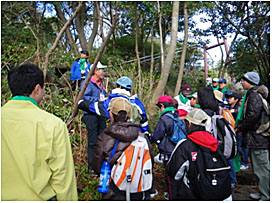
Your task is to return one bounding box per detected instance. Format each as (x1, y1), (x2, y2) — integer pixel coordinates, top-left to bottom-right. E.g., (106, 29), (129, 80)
(43, 1), (83, 80)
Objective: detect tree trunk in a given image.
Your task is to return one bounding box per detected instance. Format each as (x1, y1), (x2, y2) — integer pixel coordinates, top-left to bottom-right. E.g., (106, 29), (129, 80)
(174, 2), (188, 96)
(157, 1), (165, 68)
(96, 2), (105, 42)
(73, 1), (88, 51)
(66, 13), (119, 127)
(152, 1), (179, 104)
(87, 1), (99, 51)
(135, 3), (142, 98)
(43, 1), (83, 80)
(53, 2), (79, 56)
(149, 20), (155, 90)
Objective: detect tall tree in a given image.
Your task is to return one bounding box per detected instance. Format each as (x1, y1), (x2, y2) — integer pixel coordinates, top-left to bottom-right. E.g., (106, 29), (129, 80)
(152, 1), (179, 104)
(157, 1), (165, 68)
(174, 2), (189, 96)
(87, 1), (99, 51)
(134, 3), (142, 97)
(72, 2), (87, 51)
(53, 2), (79, 56)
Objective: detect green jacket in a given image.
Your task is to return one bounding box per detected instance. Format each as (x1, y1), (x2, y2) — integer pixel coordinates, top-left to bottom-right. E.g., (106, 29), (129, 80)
(1, 100), (78, 201)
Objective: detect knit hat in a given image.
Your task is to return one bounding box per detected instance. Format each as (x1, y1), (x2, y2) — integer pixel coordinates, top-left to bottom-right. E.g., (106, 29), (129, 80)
(181, 84), (192, 93)
(108, 98), (131, 115)
(213, 90), (223, 102)
(185, 108), (209, 127)
(156, 95), (173, 104)
(114, 76), (133, 90)
(242, 72), (260, 85)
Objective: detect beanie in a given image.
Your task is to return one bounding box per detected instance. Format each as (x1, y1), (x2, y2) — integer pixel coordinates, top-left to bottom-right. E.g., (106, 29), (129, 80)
(242, 72), (260, 85)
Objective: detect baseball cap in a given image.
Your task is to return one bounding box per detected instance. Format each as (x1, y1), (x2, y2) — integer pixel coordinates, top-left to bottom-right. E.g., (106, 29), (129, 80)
(212, 78), (220, 83)
(185, 108), (209, 127)
(213, 90), (223, 102)
(81, 50), (89, 56)
(225, 92), (242, 100)
(108, 97), (131, 115)
(91, 61), (107, 70)
(191, 92), (197, 99)
(114, 76), (133, 90)
(156, 95), (173, 105)
(181, 84), (192, 93)
(219, 78), (227, 83)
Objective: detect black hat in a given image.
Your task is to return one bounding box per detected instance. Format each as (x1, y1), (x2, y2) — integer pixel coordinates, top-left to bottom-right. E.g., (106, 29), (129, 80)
(80, 50), (89, 56)
(225, 92), (242, 100)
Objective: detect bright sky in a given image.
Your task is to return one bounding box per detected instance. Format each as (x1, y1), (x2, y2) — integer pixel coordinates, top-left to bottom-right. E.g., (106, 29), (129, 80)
(189, 14), (232, 68)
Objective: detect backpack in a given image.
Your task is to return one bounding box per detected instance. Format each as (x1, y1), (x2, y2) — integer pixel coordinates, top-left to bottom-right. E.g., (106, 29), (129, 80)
(219, 108), (236, 130)
(110, 134), (152, 200)
(206, 115), (237, 160)
(188, 140), (231, 200)
(128, 103), (142, 125)
(256, 93), (270, 136)
(165, 113), (187, 144)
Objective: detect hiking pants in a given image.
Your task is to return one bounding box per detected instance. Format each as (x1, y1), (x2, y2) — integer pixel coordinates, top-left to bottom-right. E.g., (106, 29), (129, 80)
(250, 149), (270, 201)
(83, 114), (106, 168)
(228, 159), (237, 186)
(237, 134), (249, 166)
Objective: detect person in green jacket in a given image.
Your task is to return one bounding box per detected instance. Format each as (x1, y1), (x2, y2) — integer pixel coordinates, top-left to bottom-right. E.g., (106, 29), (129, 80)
(211, 78), (220, 91)
(219, 78), (228, 93)
(1, 64), (78, 201)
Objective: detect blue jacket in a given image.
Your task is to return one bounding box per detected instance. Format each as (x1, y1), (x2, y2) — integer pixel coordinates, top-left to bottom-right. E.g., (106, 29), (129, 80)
(80, 78), (106, 114)
(150, 111), (176, 158)
(70, 59), (91, 81)
(78, 89), (149, 133)
(129, 94), (149, 133)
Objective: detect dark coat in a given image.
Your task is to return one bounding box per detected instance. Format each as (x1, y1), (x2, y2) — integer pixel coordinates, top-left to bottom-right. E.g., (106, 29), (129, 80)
(150, 111), (176, 158)
(238, 86), (269, 149)
(167, 131), (218, 200)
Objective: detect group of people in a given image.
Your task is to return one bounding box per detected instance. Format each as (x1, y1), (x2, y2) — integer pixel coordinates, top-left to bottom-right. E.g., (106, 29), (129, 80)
(1, 52), (270, 201)
(149, 74), (270, 201)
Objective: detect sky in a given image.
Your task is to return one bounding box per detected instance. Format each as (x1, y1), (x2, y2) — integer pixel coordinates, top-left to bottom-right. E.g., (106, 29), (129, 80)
(189, 14), (232, 68)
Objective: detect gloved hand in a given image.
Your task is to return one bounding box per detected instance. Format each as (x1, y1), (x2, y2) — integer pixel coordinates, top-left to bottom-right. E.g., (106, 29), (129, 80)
(78, 100), (91, 112)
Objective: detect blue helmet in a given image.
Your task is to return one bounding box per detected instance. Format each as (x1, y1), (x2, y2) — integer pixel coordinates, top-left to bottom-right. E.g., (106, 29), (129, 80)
(115, 76), (133, 90)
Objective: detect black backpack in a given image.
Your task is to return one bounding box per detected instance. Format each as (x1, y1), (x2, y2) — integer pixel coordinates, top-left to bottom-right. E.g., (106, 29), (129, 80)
(188, 140), (232, 200)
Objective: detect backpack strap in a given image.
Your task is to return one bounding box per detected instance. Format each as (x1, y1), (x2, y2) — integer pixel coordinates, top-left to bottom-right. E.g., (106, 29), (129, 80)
(110, 139), (119, 160)
(125, 140), (140, 201)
